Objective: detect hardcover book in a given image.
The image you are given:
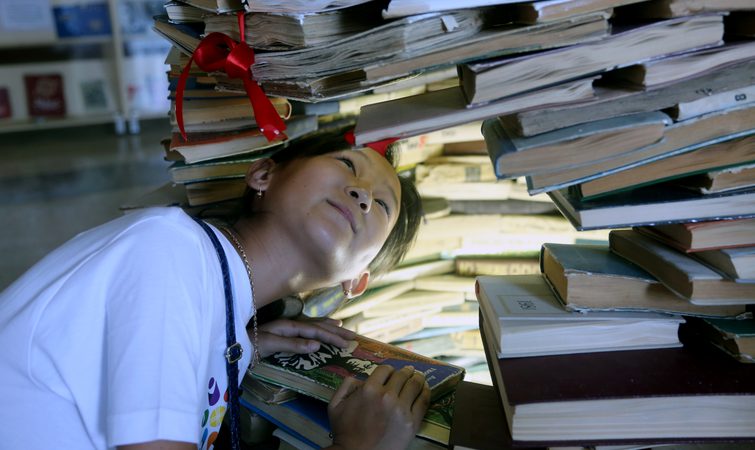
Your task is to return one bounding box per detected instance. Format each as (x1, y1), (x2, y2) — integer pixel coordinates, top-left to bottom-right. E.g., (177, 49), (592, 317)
(459, 14), (724, 105)
(0, 87), (11, 119)
(634, 218), (755, 253)
(482, 111), (668, 179)
(476, 274), (683, 358)
(683, 316), (755, 363)
(524, 103), (755, 194)
(248, 334), (465, 403)
(540, 243), (746, 317)
(609, 229), (755, 304)
(547, 183), (755, 230)
(24, 74), (66, 117)
(505, 58), (755, 137)
(575, 133), (755, 200)
(480, 318), (755, 445)
(353, 79), (595, 145)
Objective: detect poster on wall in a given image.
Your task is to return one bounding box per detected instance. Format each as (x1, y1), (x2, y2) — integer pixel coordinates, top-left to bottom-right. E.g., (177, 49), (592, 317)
(24, 74), (66, 117)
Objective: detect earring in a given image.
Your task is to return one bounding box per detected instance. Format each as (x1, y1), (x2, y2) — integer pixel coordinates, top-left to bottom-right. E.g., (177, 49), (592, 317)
(256, 190), (264, 199)
(343, 287), (352, 298)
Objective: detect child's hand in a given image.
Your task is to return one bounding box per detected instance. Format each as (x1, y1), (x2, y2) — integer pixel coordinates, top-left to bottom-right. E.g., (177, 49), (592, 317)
(327, 365), (431, 450)
(252, 317), (356, 359)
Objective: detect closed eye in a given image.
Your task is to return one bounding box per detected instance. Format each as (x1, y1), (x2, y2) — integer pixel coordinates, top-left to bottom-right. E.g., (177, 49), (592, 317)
(376, 199), (391, 216)
(337, 156), (356, 175)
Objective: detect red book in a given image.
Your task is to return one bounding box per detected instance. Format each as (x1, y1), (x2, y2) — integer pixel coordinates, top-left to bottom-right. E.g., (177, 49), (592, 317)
(0, 87), (11, 119)
(24, 74), (66, 117)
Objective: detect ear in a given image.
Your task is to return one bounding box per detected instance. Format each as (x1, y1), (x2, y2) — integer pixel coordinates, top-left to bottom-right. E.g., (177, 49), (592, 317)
(245, 158), (276, 192)
(341, 271), (370, 299)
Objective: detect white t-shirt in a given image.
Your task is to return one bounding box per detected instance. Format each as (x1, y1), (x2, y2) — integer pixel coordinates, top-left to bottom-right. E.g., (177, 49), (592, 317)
(0, 207), (254, 450)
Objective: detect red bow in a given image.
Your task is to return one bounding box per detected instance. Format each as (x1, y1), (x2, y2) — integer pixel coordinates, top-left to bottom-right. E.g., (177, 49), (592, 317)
(344, 130), (399, 157)
(175, 12), (287, 142)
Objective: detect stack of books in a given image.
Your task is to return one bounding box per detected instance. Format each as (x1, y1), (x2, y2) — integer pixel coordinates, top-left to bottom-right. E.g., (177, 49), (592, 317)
(239, 333), (465, 449)
(464, 1), (755, 447)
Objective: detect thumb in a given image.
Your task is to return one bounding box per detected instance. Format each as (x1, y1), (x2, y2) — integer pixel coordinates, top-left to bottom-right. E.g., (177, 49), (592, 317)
(329, 376), (361, 410)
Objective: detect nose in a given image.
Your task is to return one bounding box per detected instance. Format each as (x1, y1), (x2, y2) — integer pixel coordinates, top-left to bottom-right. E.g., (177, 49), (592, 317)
(348, 186), (372, 213)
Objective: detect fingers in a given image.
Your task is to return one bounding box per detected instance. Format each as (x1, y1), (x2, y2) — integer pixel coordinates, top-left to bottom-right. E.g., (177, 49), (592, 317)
(258, 318), (355, 349)
(256, 332), (323, 357)
(329, 376), (361, 410)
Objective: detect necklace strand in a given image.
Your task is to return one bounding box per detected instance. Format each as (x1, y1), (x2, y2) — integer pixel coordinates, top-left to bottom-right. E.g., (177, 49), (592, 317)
(222, 225), (260, 367)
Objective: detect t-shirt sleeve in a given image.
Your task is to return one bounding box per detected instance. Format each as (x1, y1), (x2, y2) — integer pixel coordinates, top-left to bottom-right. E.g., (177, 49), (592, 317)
(102, 219), (210, 446)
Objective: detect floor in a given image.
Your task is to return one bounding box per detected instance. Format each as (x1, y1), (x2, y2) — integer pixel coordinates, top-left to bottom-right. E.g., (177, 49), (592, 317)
(0, 118), (171, 290)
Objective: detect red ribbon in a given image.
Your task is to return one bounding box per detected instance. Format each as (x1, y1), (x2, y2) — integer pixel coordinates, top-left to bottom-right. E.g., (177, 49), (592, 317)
(344, 130), (398, 158)
(175, 12), (287, 142)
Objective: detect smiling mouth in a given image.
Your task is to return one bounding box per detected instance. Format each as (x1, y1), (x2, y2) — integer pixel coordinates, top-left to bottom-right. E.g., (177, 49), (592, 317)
(327, 200), (356, 233)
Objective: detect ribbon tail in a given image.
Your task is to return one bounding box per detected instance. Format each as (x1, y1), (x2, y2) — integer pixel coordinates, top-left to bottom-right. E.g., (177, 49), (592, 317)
(176, 55), (196, 142)
(243, 78), (287, 142)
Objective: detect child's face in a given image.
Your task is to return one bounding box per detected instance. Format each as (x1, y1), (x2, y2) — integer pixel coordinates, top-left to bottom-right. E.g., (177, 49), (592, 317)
(265, 148), (401, 281)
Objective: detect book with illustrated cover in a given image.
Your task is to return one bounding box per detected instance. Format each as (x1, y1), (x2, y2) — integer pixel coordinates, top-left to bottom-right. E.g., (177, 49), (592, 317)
(248, 334), (465, 404)
(240, 385), (453, 447)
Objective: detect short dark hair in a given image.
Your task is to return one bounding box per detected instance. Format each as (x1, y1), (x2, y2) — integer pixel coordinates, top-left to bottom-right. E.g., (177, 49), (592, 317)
(245, 128), (422, 275)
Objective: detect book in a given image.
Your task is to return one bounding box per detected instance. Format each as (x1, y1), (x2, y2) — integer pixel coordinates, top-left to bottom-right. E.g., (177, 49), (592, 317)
(524, 103), (755, 194)
(184, 178), (247, 206)
(455, 255), (541, 277)
(505, 58), (755, 137)
(676, 163), (755, 194)
(458, 14), (724, 105)
(169, 96), (292, 127)
(353, 79), (595, 146)
(381, 0), (526, 18)
(476, 274), (683, 358)
(540, 242), (747, 317)
(575, 132), (755, 200)
(415, 156), (496, 184)
(248, 334), (465, 403)
(619, 0), (755, 18)
(240, 375), (297, 404)
(249, 9), (486, 83)
(342, 310), (428, 343)
(482, 111), (668, 179)
(693, 246), (755, 281)
(167, 115), (317, 164)
(683, 317), (755, 363)
(241, 386), (453, 448)
(448, 381), (520, 450)
(0, 87), (11, 119)
(635, 218), (755, 253)
(547, 183), (755, 231)
(24, 74), (66, 117)
(370, 259), (455, 289)
(203, 3), (382, 50)
(168, 153), (271, 184)
(670, 84), (755, 121)
(360, 289), (466, 319)
(362, 11), (610, 82)
(509, 0), (645, 24)
(608, 229), (755, 305)
(243, 0), (372, 13)
(331, 280), (415, 321)
(396, 330), (483, 359)
(601, 41), (755, 89)
(181, 0), (243, 13)
(479, 320), (755, 445)
(447, 198), (559, 215)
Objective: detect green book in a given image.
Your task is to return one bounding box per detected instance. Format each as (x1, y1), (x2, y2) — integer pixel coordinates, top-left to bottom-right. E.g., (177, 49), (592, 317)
(248, 334), (465, 403)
